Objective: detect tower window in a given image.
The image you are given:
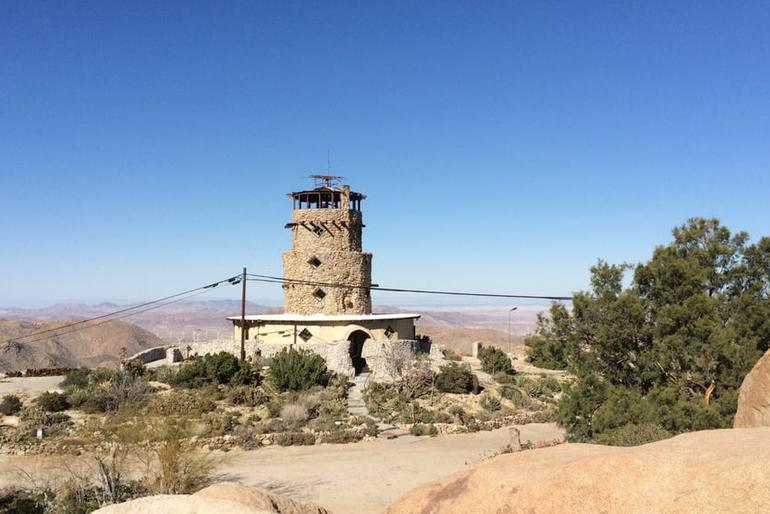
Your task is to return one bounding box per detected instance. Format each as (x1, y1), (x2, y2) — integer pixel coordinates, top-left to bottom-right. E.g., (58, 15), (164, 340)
(311, 224), (325, 237)
(307, 256), (322, 268)
(385, 326), (395, 338)
(298, 328), (313, 342)
(313, 288), (327, 300)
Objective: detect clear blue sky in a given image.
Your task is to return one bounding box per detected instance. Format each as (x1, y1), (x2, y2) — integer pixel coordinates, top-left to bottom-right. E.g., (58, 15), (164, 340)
(2, 1), (769, 307)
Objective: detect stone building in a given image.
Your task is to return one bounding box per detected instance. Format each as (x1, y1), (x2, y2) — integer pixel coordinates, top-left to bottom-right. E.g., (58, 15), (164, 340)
(224, 177), (431, 378)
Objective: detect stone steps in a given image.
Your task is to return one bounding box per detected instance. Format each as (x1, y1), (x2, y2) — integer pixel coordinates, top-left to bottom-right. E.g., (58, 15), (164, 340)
(347, 372), (371, 417)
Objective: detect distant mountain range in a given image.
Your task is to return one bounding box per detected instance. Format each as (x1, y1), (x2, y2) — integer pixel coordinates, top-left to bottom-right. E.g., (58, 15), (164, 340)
(0, 301), (546, 369)
(0, 319), (164, 372)
(1, 300), (544, 343)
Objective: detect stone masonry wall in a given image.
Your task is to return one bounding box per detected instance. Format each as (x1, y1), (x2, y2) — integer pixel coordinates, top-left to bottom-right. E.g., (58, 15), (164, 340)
(283, 207), (372, 315)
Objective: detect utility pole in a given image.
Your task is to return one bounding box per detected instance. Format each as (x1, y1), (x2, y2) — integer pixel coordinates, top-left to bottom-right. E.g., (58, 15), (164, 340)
(240, 266), (247, 362)
(508, 307), (518, 355)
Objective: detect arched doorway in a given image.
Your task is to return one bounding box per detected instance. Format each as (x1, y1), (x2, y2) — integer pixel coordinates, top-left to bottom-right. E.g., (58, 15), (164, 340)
(348, 330), (370, 375)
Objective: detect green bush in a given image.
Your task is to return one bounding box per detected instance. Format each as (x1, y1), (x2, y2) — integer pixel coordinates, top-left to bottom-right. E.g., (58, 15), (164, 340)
(0, 395), (23, 416)
(36, 392), (69, 412)
(478, 346), (514, 375)
(593, 423), (672, 447)
(499, 384), (526, 406)
(228, 385), (269, 407)
(172, 352), (255, 388)
(318, 429), (364, 444)
(435, 362), (473, 394)
(61, 369), (93, 390)
(269, 348), (327, 392)
(0, 488), (49, 514)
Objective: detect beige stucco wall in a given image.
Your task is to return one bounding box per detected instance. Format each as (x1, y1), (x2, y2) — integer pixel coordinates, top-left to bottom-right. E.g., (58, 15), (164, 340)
(283, 206), (372, 315)
(232, 318), (416, 345)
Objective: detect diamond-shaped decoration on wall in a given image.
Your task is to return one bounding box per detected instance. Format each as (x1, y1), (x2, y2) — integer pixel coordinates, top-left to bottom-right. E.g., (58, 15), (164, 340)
(311, 224), (325, 236)
(384, 326), (395, 338)
(313, 288), (327, 300)
(307, 256), (322, 268)
(299, 328), (313, 342)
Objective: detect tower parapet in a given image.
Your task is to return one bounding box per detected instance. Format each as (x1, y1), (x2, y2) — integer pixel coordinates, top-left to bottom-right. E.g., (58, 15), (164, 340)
(282, 177), (372, 315)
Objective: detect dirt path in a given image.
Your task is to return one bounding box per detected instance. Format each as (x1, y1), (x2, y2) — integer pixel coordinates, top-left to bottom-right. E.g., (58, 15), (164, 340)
(0, 376), (64, 395)
(215, 422), (563, 513)
(0, 422), (563, 513)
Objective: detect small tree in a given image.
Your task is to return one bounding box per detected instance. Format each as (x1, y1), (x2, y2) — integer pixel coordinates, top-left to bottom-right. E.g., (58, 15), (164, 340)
(0, 395), (22, 416)
(478, 346), (514, 375)
(269, 348), (327, 392)
(37, 391), (70, 412)
(435, 362), (473, 394)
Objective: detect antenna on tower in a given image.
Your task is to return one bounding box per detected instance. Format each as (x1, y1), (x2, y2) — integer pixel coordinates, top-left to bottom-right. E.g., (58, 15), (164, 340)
(309, 174), (343, 188)
(327, 149), (331, 174)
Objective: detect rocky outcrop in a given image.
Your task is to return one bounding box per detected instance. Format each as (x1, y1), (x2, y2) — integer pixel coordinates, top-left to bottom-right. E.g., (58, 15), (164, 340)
(387, 428), (770, 514)
(734, 349), (770, 428)
(195, 482), (330, 514)
(93, 482), (330, 514)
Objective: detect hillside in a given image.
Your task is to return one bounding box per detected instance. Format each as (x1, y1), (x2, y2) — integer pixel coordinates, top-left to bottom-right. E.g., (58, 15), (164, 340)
(0, 319), (165, 372)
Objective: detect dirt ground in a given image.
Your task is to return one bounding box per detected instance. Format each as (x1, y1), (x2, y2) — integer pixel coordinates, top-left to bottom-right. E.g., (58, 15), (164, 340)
(0, 422), (563, 513)
(0, 376), (64, 395)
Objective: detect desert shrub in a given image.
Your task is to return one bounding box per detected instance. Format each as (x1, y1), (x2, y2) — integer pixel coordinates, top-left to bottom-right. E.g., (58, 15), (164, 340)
(409, 423), (438, 436)
(147, 390), (216, 417)
(173, 352), (254, 388)
(280, 403), (309, 425)
(17, 406), (72, 439)
(0, 395), (23, 416)
(480, 394), (502, 412)
(593, 423), (673, 447)
(443, 349), (462, 361)
(269, 348), (327, 392)
(435, 362), (473, 394)
(150, 365), (177, 385)
(318, 429), (364, 444)
(123, 359), (146, 378)
(299, 392), (322, 413)
(433, 411), (453, 423)
(448, 405), (468, 423)
(478, 346), (514, 375)
(146, 420), (214, 494)
(204, 411), (239, 436)
(493, 372), (517, 385)
(274, 431), (316, 446)
(36, 392), (69, 412)
(498, 384), (525, 405)
(228, 385), (269, 407)
(0, 488), (49, 513)
(61, 369), (92, 390)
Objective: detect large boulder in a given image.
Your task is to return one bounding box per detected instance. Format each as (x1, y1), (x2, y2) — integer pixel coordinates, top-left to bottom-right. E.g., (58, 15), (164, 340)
(94, 482), (330, 514)
(387, 428), (770, 513)
(195, 482), (330, 514)
(735, 349), (770, 428)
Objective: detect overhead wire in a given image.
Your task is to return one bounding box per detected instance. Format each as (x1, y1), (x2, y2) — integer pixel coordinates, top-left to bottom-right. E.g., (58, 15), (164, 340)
(246, 273), (572, 301)
(1, 274), (242, 346)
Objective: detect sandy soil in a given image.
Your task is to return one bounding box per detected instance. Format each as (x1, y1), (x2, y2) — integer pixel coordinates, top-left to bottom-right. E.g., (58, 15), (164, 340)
(0, 422), (563, 513)
(0, 376), (64, 395)
(214, 423), (563, 513)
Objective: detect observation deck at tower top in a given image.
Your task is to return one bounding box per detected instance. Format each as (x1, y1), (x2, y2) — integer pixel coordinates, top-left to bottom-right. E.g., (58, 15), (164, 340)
(288, 175), (366, 211)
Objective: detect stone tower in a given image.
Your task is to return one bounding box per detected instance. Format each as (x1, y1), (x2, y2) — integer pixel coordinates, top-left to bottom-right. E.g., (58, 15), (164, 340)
(282, 177), (372, 315)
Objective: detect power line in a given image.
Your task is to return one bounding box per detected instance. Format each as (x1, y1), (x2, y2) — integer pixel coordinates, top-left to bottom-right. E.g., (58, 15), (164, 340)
(1, 274), (242, 346)
(11, 288), (215, 348)
(246, 273), (572, 301)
